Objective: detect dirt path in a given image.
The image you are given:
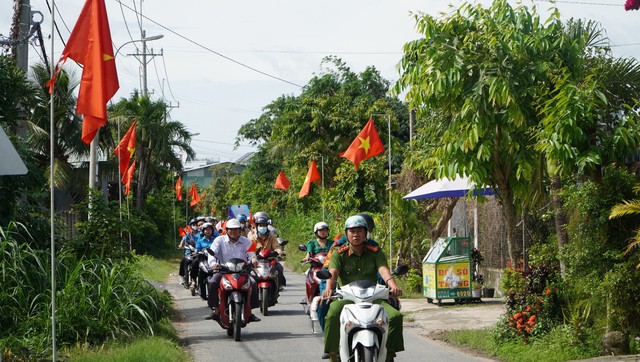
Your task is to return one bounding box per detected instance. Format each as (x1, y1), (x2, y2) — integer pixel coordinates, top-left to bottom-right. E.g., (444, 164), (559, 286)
(400, 297), (505, 338)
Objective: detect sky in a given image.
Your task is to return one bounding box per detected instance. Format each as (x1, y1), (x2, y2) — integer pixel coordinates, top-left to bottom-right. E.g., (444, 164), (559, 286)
(2, 0), (640, 163)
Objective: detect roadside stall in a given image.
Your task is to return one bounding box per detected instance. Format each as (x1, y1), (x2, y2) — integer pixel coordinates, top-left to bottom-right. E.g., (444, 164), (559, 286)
(422, 236), (479, 305)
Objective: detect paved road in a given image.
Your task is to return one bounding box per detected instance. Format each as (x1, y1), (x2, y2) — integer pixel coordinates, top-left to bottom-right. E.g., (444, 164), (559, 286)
(166, 266), (495, 362)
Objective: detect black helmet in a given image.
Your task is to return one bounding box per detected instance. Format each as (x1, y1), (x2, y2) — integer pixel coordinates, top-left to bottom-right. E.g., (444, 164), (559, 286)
(356, 213), (375, 231)
(189, 218), (198, 226)
(255, 214), (269, 225)
(205, 216), (215, 223)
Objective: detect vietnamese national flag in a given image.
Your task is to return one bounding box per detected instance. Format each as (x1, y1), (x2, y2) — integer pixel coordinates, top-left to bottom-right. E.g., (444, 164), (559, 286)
(188, 183), (200, 207)
(175, 176), (183, 200)
(298, 160), (321, 198)
(339, 117), (385, 169)
(47, 0), (119, 144)
(114, 120), (136, 174)
(274, 170), (291, 191)
(122, 160), (136, 196)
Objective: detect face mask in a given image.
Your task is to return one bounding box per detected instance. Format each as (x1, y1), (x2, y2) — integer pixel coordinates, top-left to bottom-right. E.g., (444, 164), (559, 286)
(258, 226), (267, 235)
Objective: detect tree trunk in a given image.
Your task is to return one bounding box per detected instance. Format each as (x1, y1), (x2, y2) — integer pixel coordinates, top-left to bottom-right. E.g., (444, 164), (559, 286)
(136, 146), (148, 210)
(550, 174), (568, 276)
(431, 198), (458, 242)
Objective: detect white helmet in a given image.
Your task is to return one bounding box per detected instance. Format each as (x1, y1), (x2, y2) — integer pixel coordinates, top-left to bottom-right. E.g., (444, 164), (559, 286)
(226, 218), (242, 229)
(314, 222), (330, 233)
(201, 222), (214, 232)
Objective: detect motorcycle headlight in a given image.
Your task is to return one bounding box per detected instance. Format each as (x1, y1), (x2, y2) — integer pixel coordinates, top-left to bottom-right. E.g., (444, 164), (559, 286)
(241, 278), (252, 290)
(221, 278), (233, 290)
(372, 308), (387, 329)
(343, 308), (360, 330)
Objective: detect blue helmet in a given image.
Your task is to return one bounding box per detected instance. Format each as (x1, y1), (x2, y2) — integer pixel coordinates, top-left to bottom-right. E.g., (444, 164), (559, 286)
(237, 214), (248, 222)
(345, 215), (368, 231)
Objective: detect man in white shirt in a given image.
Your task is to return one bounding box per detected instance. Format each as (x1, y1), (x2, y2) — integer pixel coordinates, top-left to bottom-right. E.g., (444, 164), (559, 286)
(205, 218), (260, 322)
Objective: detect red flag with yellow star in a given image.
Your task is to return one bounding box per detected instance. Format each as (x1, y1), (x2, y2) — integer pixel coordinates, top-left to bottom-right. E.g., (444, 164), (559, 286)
(47, 0), (119, 144)
(298, 160), (321, 198)
(114, 120), (136, 175)
(339, 117), (384, 169)
(274, 170), (291, 191)
(122, 160), (136, 196)
(175, 176), (183, 200)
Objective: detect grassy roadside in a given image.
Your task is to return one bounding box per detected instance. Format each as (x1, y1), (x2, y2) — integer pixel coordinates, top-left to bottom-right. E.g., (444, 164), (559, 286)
(63, 256), (191, 362)
(442, 327), (601, 362)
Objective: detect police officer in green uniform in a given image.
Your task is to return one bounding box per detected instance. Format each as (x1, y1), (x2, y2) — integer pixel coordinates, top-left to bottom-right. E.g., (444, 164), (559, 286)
(322, 215), (404, 362)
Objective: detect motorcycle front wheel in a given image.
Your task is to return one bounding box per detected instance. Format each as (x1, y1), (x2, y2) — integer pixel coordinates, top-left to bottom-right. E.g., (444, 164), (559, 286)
(233, 303), (242, 341)
(260, 289), (269, 316)
(355, 345), (377, 362)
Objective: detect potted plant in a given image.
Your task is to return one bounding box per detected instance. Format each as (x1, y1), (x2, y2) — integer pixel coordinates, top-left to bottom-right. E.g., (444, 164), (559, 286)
(471, 247), (484, 298)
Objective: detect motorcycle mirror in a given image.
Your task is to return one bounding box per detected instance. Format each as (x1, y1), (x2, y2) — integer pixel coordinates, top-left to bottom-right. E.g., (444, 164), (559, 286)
(393, 264), (410, 276)
(280, 239), (289, 246)
(297, 244), (308, 252)
(316, 269), (332, 280)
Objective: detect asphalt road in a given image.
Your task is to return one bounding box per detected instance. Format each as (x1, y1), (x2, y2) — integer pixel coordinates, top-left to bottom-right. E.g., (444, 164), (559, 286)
(166, 266), (496, 362)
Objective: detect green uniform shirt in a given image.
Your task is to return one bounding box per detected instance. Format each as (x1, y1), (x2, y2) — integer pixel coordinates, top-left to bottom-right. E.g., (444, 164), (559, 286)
(329, 244), (387, 285)
(306, 238), (334, 255)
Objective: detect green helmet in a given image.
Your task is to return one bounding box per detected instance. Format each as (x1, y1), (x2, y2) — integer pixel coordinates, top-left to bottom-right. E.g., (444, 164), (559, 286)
(344, 215), (368, 231)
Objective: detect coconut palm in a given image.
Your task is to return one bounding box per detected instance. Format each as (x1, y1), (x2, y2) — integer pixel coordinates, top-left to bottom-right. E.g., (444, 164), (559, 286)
(109, 92), (195, 210)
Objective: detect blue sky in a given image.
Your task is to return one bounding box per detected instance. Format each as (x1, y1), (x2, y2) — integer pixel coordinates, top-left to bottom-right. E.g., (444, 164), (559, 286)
(2, 0), (639, 162)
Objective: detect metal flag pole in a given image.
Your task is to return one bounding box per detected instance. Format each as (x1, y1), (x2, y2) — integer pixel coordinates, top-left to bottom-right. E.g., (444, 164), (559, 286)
(373, 113), (393, 270)
(117, 120), (122, 236)
(321, 156), (325, 222)
(49, 1), (57, 360)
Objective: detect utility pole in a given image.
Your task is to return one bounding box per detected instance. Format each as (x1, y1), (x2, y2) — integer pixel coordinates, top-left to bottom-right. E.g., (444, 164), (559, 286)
(10, 0), (31, 72)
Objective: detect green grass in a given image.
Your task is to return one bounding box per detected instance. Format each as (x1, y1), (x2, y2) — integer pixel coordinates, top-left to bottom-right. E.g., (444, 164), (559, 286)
(136, 254), (180, 282)
(64, 336), (190, 362)
(444, 326), (600, 362)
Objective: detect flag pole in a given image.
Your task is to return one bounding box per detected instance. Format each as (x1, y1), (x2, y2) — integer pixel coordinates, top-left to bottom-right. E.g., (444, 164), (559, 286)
(321, 156), (325, 222)
(373, 113), (393, 270)
(117, 119), (122, 236)
(49, 1), (57, 360)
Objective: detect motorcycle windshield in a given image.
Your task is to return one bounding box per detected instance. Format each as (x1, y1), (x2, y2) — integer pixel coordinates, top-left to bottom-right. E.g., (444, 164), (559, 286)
(344, 280), (377, 299)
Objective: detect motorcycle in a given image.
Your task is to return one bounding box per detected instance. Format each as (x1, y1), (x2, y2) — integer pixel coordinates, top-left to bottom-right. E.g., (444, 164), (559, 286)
(177, 245), (196, 289)
(212, 257), (255, 341)
(317, 264), (409, 362)
(297, 244), (328, 332)
(253, 240), (288, 316)
(190, 250), (211, 299)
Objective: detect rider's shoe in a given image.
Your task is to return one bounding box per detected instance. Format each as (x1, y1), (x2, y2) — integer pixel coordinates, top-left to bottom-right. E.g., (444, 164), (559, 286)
(248, 314), (261, 322)
(321, 352), (330, 359)
(329, 353), (339, 362)
(385, 352), (396, 362)
(205, 308), (220, 321)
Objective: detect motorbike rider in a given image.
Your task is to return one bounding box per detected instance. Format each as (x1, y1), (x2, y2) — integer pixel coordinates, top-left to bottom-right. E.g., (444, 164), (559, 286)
(321, 215), (404, 362)
(178, 218), (199, 286)
(190, 222), (219, 295)
(237, 213), (249, 237)
(205, 218), (261, 322)
(303, 222), (333, 262)
(250, 212), (286, 290)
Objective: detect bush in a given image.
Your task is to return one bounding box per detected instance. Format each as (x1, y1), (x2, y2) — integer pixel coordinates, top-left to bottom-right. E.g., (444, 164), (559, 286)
(404, 268), (423, 294)
(0, 223), (171, 360)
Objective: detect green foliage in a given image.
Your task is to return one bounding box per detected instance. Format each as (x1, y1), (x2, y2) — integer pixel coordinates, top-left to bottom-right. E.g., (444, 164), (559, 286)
(528, 237), (560, 268)
(66, 190), (131, 260)
(500, 268), (525, 296)
(404, 268), (423, 294)
(65, 336), (188, 362)
(598, 261), (640, 334)
(496, 267), (563, 341)
(0, 223), (172, 360)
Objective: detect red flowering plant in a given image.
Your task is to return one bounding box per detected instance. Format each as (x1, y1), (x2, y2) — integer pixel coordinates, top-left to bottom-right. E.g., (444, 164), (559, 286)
(495, 266), (563, 342)
(626, 0), (640, 11)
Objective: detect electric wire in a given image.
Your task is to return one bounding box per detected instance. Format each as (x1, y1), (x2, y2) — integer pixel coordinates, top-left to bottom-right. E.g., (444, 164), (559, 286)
(160, 51), (179, 103)
(44, 0), (67, 47)
(119, 0), (140, 52)
(532, 0), (622, 6)
(112, 0), (304, 88)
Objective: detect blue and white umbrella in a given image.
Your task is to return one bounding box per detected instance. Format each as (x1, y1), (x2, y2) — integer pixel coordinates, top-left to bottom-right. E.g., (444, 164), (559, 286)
(403, 176), (494, 200)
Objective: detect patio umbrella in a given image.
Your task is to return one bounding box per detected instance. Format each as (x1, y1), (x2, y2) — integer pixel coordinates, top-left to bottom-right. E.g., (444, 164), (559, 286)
(402, 176), (494, 200)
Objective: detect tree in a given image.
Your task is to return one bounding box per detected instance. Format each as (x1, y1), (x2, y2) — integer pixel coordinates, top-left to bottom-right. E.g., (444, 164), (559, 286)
(236, 57), (408, 213)
(109, 93), (195, 210)
(393, 0), (640, 266)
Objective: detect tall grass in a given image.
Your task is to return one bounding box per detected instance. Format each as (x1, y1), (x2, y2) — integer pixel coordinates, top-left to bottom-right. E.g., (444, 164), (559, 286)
(0, 222), (172, 360)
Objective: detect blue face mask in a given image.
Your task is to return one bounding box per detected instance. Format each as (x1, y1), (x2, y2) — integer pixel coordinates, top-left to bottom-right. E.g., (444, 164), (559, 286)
(258, 226), (267, 235)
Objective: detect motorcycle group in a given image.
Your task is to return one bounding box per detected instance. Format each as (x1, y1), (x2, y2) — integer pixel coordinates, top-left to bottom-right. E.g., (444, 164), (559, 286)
(177, 211), (407, 362)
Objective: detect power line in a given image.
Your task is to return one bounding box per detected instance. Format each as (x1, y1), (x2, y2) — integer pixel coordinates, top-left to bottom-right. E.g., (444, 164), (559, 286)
(160, 52), (179, 103)
(119, 0), (140, 52)
(112, 0), (304, 88)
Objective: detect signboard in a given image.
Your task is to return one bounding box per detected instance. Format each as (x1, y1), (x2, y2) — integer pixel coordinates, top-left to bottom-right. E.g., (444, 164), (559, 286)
(435, 262), (471, 298)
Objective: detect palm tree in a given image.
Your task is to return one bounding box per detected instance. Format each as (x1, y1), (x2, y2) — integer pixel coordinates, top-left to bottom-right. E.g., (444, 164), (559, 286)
(28, 63), (87, 190)
(109, 92), (195, 210)
(609, 184), (640, 269)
